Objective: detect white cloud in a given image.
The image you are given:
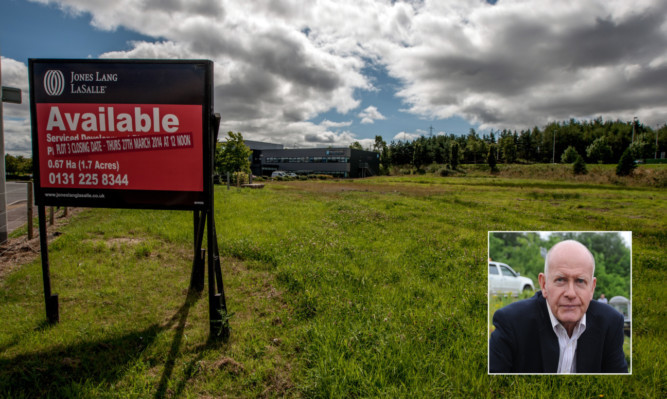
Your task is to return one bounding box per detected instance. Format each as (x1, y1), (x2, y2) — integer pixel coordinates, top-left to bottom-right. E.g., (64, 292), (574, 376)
(1, 57), (30, 120)
(5, 0), (667, 154)
(358, 105), (386, 124)
(1, 57), (31, 154)
(393, 132), (420, 141)
(3, 118), (32, 156)
(387, 0), (667, 129)
(320, 119), (353, 128)
(101, 40), (192, 59)
(1, 57), (29, 92)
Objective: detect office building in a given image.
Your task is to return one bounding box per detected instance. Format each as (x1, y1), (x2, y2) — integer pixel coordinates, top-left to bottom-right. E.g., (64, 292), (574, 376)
(245, 143), (379, 178)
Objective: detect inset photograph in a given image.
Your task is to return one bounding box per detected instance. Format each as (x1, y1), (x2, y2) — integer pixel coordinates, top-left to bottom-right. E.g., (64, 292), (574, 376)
(488, 231), (631, 374)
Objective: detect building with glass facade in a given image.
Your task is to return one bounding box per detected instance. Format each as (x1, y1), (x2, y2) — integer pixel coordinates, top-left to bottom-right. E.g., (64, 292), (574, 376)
(246, 144), (379, 178)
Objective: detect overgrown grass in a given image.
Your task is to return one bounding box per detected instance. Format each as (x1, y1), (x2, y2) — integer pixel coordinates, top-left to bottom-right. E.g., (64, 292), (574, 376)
(461, 162), (667, 187)
(0, 172), (665, 397)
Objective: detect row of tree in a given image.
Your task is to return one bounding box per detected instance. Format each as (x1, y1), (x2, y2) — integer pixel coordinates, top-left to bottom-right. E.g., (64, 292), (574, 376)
(358, 118), (666, 171)
(5, 119), (665, 178)
(489, 232), (630, 299)
(4, 154), (32, 177)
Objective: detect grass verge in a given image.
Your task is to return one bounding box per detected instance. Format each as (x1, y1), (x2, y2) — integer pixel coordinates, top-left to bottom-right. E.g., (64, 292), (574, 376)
(0, 173), (664, 397)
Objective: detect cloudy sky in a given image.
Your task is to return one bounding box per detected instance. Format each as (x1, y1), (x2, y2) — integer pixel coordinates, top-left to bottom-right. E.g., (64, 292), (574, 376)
(2, 0), (666, 156)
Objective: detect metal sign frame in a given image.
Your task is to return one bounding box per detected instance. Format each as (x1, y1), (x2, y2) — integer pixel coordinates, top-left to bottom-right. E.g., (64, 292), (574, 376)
(29, 59), (213, 210)
(28, 59), (228, 338)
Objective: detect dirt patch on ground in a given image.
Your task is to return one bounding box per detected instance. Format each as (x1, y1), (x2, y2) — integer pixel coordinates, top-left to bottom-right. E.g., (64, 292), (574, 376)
(275, 179), (453, 196)
(261, 367), (294, 398)
(0, 208), (83, 281)
(204, 357), (245, 375)
(81, 237), (144, 249)
(106, 237), (144, 246)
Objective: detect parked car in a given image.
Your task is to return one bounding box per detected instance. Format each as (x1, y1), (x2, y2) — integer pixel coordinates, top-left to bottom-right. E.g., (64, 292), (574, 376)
(271, 171), (287, 178)
(488, 261), (534, 295)
(609, 296), (631, 337)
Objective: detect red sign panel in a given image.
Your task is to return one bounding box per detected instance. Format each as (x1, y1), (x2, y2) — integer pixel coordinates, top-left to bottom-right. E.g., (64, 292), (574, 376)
(36, 103), (202, 191)
(29, 60), (212, 209)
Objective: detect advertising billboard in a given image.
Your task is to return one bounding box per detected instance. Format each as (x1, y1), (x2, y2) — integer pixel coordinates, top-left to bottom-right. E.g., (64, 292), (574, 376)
(29, 59), (212, 209)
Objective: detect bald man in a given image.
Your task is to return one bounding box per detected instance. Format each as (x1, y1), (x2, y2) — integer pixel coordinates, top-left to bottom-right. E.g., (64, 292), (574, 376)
(489, 240), (628, 373)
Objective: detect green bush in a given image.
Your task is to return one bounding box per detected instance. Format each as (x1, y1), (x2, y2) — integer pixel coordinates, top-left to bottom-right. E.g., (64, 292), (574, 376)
(487, 144), (498, 172)
(450, 142), (460, 170)
(425, 164), (440, 174)
(308, 174), (333, 180)
(561, 146), (580, 163)
(587, 136), (613, 164)
(573, 155), (587, 175)
(616, 148), (637, 176)
(232, 171), (249, 185)
(438, 167), (453, 177)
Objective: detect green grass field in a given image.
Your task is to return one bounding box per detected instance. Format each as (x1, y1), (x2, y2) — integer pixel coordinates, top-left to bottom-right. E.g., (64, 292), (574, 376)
(0, 171), (665, 397)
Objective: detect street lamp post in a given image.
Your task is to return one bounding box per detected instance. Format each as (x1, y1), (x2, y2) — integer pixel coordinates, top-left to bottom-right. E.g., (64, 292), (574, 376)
(656, 124), (660, 160)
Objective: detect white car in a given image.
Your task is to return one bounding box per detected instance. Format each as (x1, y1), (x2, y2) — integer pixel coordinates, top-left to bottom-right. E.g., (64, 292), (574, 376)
(488, 261), (534, 295)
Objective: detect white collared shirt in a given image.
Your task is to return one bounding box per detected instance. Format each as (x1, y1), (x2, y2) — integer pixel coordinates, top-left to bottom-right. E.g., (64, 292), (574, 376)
(546, 302), (587, 374)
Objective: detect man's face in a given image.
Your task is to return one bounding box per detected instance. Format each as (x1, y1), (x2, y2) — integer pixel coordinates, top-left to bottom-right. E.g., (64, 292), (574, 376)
(538, 242), (596, 330)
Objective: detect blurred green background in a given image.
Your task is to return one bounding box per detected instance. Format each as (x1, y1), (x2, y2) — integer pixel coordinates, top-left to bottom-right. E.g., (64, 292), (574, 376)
(489, 231), (631, 299)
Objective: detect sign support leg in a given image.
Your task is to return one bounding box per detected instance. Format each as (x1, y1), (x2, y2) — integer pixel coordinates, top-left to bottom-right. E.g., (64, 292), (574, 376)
(37, 205), (58, 324)
(207, 209), (228, 340)
(213, 227), (227, 312)
(206, 112), (228, 340)
(190, 210), (205, 291)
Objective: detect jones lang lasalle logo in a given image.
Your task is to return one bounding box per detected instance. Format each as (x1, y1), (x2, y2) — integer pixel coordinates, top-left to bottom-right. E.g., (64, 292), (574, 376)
(43, 69), (115, 96)
(43, 70), (65, 96)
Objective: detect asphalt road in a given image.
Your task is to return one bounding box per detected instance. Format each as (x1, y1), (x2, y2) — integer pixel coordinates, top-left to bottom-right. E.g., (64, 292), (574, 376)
(4, 181), (34, 234)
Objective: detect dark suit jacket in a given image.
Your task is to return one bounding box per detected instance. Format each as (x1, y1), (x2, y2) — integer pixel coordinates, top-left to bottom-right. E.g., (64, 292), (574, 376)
(489, 291), (628, 373)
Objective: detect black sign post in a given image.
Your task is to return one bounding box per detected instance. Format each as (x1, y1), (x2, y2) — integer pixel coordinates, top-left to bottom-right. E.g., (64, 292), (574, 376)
(29, 59), (228, 339)
(38, 204), (59, 323)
